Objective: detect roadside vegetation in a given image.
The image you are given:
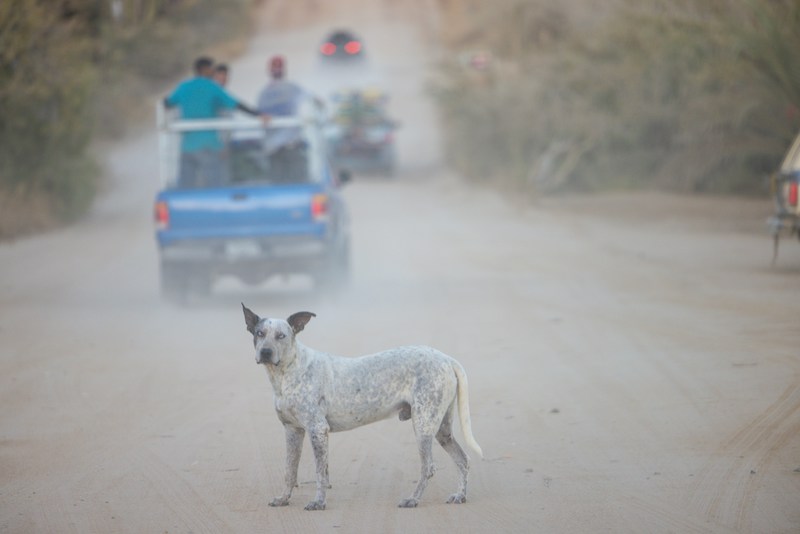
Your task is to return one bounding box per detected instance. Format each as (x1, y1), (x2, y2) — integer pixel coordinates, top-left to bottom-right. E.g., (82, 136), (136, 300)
(432, 0), (800, 196)
(0, 0), (256, 238)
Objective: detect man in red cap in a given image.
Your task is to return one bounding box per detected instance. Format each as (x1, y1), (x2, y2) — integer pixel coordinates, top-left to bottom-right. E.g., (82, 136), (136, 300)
(257, 55), (307, 116)
(257, 55), (317, 159)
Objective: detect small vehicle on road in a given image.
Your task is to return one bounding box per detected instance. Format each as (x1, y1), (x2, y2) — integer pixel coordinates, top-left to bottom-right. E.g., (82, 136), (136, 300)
(324, 88), (398, 177)
(768, 130), (800, 263)
(154, 106), (350, 302)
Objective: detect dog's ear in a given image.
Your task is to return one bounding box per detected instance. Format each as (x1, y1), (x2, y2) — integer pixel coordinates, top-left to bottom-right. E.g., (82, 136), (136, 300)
(242, 303), (260, 335)
(287, 311), (316, 334)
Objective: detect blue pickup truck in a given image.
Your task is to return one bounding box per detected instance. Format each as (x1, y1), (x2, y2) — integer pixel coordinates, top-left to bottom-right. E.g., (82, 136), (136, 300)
(153, 109), (350, 302)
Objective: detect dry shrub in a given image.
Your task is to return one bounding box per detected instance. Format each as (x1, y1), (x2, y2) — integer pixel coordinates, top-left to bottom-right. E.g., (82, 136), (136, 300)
(432, 0), (800, 195)
(0, 0), (256, 239)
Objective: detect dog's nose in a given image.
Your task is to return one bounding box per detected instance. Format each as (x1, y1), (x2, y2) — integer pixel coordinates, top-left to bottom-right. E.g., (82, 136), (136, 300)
(260, 348), (273, 362)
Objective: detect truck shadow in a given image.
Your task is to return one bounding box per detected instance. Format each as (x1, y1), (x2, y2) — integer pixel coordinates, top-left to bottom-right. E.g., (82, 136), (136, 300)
(169, 274), (350, 310)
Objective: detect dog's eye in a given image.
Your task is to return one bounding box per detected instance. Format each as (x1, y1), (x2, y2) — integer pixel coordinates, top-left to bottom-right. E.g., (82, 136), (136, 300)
(276, 332), (286, 340)
(256, 330), (265, 338)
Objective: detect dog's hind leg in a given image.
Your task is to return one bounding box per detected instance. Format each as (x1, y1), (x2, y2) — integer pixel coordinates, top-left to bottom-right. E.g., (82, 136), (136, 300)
(436, 401), (470, 504)
(399, 401), (449, 508)
(398, 433), (436, 508)
(270, 425), (305, 507)
(399, 369), (461, 508)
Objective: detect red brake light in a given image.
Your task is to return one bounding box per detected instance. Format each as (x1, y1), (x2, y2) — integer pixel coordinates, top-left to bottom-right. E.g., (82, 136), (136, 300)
(320, 42), (336, 56)
(155, 200), (169, 230)
(311, 194), (329, 220)
(789, 182), (799, 207)
(344, 41), (361, 55)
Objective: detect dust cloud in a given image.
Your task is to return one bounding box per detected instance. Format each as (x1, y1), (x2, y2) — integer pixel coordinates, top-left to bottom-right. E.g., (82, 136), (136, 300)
(1, 1), (799, 533)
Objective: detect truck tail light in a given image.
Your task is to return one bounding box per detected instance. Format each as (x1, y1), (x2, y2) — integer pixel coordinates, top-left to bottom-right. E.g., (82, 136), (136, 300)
(155, 200), (170, 230)
(311, 194), (329, 221)
(789, 182), (799, 207)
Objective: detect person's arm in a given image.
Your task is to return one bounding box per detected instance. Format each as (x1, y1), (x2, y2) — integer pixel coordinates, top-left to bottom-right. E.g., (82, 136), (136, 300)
(216, 84), (266, 120)
(236, 102), (260, 116)
(236, 101), (270, 125)
(294, 83), (321, 110)
(164, 88), (179, 108)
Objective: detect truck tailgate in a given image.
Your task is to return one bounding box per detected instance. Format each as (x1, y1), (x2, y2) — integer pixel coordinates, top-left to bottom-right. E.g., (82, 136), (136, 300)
(157, 184), (326, 244)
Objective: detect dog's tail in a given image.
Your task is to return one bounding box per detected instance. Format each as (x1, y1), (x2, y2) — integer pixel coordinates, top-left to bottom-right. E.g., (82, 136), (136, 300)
(451, 361), (484, 459)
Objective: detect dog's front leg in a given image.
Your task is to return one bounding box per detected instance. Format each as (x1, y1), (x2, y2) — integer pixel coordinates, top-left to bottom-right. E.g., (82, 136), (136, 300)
(270, 425), (305, 507)
(304, 424), (330, 511)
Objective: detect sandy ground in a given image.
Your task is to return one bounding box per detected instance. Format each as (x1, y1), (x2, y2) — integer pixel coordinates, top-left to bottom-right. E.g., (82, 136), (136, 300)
(2, 1), (800, 532)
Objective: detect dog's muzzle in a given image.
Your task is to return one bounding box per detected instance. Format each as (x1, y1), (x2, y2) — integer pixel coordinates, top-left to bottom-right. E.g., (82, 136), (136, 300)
(258, 347), (276, 365)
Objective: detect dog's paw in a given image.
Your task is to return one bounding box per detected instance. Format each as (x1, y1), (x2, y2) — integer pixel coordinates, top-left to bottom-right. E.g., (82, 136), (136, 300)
(446, 493), (467, 504)
(269, 496), (290, 507)
(304, 500), (326, 511)
(398, 498), (419, 508)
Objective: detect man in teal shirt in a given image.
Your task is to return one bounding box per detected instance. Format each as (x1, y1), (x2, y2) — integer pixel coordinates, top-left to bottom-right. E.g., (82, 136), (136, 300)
(165, 57), (266, 188)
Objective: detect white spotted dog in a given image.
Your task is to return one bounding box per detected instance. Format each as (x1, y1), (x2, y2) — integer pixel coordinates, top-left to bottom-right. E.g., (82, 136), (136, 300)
(242, 304), (483, 510)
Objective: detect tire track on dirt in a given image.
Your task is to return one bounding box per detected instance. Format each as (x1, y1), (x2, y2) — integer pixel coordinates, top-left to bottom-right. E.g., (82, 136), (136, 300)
(625, 494), (737, 534)
(685, 379), (800, 531)
(125, 447), (237, 532)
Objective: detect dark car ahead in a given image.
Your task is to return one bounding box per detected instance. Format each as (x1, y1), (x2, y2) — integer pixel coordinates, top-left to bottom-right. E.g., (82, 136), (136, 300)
(319, 30), (365, 61)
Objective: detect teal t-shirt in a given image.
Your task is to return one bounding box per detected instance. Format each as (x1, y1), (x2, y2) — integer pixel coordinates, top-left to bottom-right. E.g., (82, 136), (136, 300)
(166, 77), (239, 152)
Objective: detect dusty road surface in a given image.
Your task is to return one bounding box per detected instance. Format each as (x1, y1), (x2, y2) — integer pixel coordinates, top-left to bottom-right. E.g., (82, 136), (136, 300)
(2, 1), (800, 533)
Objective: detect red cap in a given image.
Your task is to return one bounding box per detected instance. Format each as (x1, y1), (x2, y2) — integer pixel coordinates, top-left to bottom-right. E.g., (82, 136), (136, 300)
(269, 55), (285, 76)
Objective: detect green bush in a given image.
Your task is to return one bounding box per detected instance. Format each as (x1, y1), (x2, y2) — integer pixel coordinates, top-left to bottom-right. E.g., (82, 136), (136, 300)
(0, 0), (255, 238)
(0, 1), (98, 231)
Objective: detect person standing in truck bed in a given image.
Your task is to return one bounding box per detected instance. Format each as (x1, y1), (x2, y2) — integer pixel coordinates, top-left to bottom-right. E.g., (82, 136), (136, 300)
(164, 56), (268, 188)
(257, 56), (324, 182)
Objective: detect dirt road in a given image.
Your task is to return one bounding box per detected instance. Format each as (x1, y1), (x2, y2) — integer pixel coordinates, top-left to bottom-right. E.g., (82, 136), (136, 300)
(2, 1), (799, 532)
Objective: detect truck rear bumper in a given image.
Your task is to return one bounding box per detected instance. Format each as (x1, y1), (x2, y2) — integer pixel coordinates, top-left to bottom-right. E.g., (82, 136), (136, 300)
(159, 236), (332, 275)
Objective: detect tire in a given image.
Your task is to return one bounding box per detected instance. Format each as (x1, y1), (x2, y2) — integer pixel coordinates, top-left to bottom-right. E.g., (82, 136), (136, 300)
(188, 268), (213, 298)
(160, 260), (213, 303)
(315, 240), (350, 292)
(379, 146), (396, 178)
(160, 259), (189, 304)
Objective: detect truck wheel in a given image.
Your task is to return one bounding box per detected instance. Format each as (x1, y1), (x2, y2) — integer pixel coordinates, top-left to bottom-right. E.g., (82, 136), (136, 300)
(189, 269), (213, 298)
(380, 147), (396, 178)
(316, 241), (350, 292)
(160, 260), (188, 304)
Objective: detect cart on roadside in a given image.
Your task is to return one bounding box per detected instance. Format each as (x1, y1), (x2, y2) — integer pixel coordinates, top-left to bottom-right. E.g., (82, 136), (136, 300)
(324, 88), (399, 177)
(768, 130), (800, 264)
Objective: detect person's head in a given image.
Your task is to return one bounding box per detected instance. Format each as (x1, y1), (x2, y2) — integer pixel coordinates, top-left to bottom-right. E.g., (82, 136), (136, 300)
(268, 55), (286, 80)
(194, 56), (215, 78)
(213, 64), (229, 86)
